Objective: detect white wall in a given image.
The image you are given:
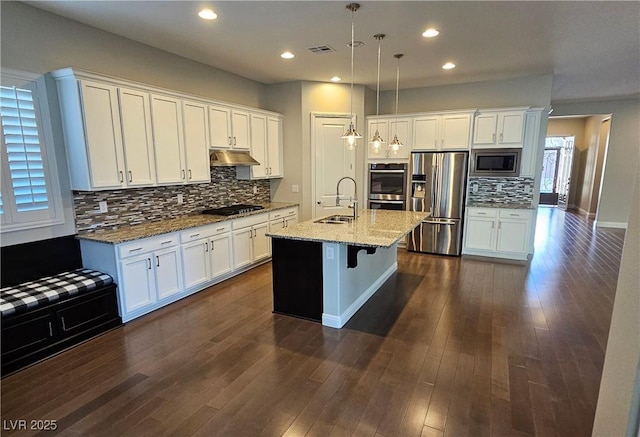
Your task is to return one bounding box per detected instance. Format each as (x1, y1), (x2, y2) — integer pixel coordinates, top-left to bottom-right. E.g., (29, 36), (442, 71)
(592, 168), (640, 436)
(551, 98), (640, 227)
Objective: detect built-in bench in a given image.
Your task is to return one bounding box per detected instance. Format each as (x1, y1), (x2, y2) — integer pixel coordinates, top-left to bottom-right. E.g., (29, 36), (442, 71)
(1, 236), (122, 376)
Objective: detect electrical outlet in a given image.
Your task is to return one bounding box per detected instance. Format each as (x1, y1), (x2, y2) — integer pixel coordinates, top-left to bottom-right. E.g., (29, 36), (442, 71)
(472, 184), (478, 193)
(253, 185), (258, 194)
(98, 201), (108, 213)
(177, 194), (183, 204)
(292, 184), (299, 193)
(496, 183), (503, 192)
(326, 246), (334, 260)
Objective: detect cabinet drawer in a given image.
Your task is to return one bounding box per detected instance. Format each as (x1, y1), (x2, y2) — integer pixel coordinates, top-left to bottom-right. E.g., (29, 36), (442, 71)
(499, 209), (531, 219)
(233, 213), (269, 230)
(269, 208), (297, 221)
(467, 208), (497, 218)
(179, 223), (230, 243)
(118, 233), (178, 258)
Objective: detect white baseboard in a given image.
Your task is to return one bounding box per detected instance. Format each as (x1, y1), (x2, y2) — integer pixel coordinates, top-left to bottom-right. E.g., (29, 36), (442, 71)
(595, 221), (628, 229)
(576, 207), (596, 218)
(322, 261), (397, 329)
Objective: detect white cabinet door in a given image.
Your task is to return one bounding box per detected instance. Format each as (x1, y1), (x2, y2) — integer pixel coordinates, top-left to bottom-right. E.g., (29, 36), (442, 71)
(231, 110), (250, 150)
(388, 118), (411, 158)
(285, 215), (298, 227)
(120, 255), (155, 313)
(498, 112), (524, 145)
(270, 219), (285, 233)
(151, 95), (185, 184)
(80, 80), (125, 188)
(118, 88), (155, 186)
(181, 239), (210, 290)
(465, 217), (496, 251)
(368, 120), (390, 157)
(155, 247), (182, 300)
(233, 227), (253, 269)
(412, 116), (439, 151)
(250, 114), (267, 178)
(496, 219), (529, 253)
(253, 222), (271, 261)
(473, 113), (498, 145)
(441, 114), (472, 150)
(267, 117), (282, 177)
(209, 105), (232, 148)
(182, 101), (211, 183)
(210, 233), (232, 278)
(520, 110), (542, 177)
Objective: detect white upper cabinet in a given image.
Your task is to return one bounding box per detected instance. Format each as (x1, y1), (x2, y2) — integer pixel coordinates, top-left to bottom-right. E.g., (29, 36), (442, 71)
(367, 117), (411, 160)
(473, 110), (525, 148)
(209, 104), (232, 148)
(237, 115), (283, 180)
(182, 100), (211, 183)
(150, 94), (185, 184)
(519, 109), (543, 178)
(118, 88), (156, 186)
(52, 68), (283, 190)
(413, 112), (472, 151)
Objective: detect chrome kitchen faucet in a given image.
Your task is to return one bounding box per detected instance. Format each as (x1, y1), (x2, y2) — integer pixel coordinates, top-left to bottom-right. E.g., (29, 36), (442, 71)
(336, 176), (358, 219)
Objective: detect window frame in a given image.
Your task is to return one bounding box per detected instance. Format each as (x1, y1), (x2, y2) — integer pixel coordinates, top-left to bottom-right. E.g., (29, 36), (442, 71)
(1, 69), (65, 233)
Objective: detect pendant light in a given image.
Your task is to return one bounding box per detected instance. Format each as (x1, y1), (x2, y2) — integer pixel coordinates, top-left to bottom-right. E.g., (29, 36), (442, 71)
(369, 33), (385, 154)
(389, 53), (404, 154)
(341, 3), (362, 150)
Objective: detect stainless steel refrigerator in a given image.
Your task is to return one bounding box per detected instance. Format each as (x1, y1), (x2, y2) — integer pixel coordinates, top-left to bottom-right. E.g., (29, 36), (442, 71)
(407, 151), (468, 256)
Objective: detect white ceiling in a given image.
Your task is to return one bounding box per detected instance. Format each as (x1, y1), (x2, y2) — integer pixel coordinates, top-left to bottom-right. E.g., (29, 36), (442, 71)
(24, 1), (640, 102)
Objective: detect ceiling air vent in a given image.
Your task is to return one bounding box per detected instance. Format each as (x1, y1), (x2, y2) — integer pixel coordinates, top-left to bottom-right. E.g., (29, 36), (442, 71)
(307, 45), (335, 54)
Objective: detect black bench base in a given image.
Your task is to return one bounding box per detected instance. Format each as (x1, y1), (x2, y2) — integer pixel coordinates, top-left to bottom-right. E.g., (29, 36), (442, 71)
(1, 284), (121, 377)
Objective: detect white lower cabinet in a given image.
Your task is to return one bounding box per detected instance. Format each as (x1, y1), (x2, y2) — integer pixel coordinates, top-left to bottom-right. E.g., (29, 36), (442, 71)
(180, 223), (233, 290)
(233, 216), (270, 268)
(463, 208), (532, 260)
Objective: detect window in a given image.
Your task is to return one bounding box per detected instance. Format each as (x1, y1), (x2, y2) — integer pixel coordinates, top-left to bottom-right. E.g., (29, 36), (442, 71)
(1, 70), (64, 232)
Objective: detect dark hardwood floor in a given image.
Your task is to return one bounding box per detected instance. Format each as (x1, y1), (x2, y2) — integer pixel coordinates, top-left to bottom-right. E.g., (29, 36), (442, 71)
(1, 207), (626, 436)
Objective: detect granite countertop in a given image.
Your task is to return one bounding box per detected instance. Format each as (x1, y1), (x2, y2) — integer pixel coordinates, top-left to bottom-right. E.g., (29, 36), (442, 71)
(77, 202), (298, 244)
(267, 209), (429, 248)
(467, 202), (534, 210)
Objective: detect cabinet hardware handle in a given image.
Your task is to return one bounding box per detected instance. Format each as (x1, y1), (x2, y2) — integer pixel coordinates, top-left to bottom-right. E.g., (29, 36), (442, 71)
(156, 256), (160, 267)
(477, 212), (486, 215)
(119, 171), (124, 183)
(161, 240), (172, 245)
(182, 169), (186, 179)
(492, 133), (496, 143)
(130, 247), (143, 252)
(253, 229), (256, 237)
(61, 317), (67, 331)
(48, 321), (53, 337)
(498, 222), (502, 229)
(210, 240), (214, 251)
(509, 213), (519, 216)
(499, 133), (504, 142)
(190, 233), (200, 238)
(147, 258), (152, 269)
(282, 219), (286, 227)
(228, 136), (232, 145)
(233, 137), (237, 146)
(189, 169), (192, 179)
(216, 227), (225, 231)
(491, 222), (495, 229)
(129, 170), (133, 183)
(205, 242), (208, 252)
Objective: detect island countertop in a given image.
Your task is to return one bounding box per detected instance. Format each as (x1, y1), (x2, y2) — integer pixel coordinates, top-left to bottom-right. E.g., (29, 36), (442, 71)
(267, 209), (429, 248)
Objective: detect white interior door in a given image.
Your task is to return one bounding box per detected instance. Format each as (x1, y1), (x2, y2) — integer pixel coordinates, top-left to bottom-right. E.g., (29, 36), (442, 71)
(313, 116), (355, 218)
(557, 137), (575, 210)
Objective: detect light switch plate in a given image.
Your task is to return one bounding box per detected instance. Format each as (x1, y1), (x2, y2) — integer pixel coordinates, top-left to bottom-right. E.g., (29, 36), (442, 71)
(496, 183), (503, 192)
(292, 184), (299, 193)
(253, 185), (258, 194)
(177, 194), (183, 204)
(98, 201), (108, 213)
(326, 246), (334, 260)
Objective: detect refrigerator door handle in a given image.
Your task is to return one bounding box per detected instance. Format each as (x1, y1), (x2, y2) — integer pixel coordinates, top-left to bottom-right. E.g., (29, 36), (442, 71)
(431, 165), (437, 213)
(424, 220), (456, 225)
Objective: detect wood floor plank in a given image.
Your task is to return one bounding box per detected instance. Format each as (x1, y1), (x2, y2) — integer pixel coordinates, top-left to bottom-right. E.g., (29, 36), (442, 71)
(1, 208), (624, 437)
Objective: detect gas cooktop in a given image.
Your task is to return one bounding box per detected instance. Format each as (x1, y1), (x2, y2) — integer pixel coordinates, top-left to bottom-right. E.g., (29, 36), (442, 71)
(201, 204), (264, 216)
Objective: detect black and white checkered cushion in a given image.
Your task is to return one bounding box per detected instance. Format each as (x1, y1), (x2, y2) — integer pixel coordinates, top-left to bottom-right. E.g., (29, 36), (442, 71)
(0, 268), (113, 318)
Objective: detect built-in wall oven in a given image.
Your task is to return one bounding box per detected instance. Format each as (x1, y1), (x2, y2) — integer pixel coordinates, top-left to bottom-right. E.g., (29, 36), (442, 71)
(368, 163), (408, 210)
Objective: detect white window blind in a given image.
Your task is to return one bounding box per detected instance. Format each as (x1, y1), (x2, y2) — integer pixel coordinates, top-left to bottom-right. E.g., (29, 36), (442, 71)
(1, 85), (49, 212)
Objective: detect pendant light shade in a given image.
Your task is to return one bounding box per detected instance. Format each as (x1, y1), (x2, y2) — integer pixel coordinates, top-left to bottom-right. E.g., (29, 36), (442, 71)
(389, 53), (404, 154)
(341, 3), (362, 150)
(370, 33), (385, 154)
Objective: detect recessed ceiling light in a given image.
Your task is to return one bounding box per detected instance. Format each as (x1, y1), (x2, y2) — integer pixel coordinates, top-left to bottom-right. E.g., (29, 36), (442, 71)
(422, 28), (440, 38)
(280, 51), (295, 59)
(442, 62), (456, 70)
(198, 9), (217, 20)
(330, 76), (342, 82)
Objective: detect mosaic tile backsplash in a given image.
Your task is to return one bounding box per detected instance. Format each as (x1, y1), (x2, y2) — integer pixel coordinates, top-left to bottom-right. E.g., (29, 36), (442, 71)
(467, 176), (535, 205)
(74, 167), (270, 233)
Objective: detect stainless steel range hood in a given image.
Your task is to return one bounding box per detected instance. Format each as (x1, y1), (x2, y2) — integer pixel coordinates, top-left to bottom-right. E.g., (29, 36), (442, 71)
(209, 150), (260, 166)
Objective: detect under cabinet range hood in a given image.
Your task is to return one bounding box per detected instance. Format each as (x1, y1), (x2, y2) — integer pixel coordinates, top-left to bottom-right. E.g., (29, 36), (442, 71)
(209, 150), (260, 166)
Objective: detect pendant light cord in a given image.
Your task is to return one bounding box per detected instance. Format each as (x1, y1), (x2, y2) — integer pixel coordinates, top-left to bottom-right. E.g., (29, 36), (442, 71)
(394, 54), (401, 135)
(349, 7), (355, 123)
(375, 37), (381, 117)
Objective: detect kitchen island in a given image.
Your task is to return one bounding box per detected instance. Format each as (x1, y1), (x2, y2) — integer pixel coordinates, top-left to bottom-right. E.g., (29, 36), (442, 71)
(267, 209), (428, 328)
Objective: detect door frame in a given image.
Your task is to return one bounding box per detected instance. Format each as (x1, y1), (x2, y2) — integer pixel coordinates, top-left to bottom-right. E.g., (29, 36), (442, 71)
(310, 112), (358, 219)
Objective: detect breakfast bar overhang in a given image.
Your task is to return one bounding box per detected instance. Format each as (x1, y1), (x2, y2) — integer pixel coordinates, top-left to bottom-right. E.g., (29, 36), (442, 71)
(267, 209), (428, 328)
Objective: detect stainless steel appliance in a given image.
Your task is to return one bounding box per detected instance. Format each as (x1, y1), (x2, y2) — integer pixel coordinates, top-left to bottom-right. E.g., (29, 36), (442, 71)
(202, 204), (264, 216)
(368, 163), (407, 210)
(470, 148), (520, 177)
(408, 152), (468, 256)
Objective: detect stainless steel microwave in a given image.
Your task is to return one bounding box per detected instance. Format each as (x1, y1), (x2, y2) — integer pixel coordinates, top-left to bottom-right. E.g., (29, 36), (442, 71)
(470, 148), (521, 177)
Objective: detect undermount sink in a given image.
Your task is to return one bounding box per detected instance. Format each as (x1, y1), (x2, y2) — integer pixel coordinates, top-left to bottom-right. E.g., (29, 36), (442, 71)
(314, 215), (355, 224)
